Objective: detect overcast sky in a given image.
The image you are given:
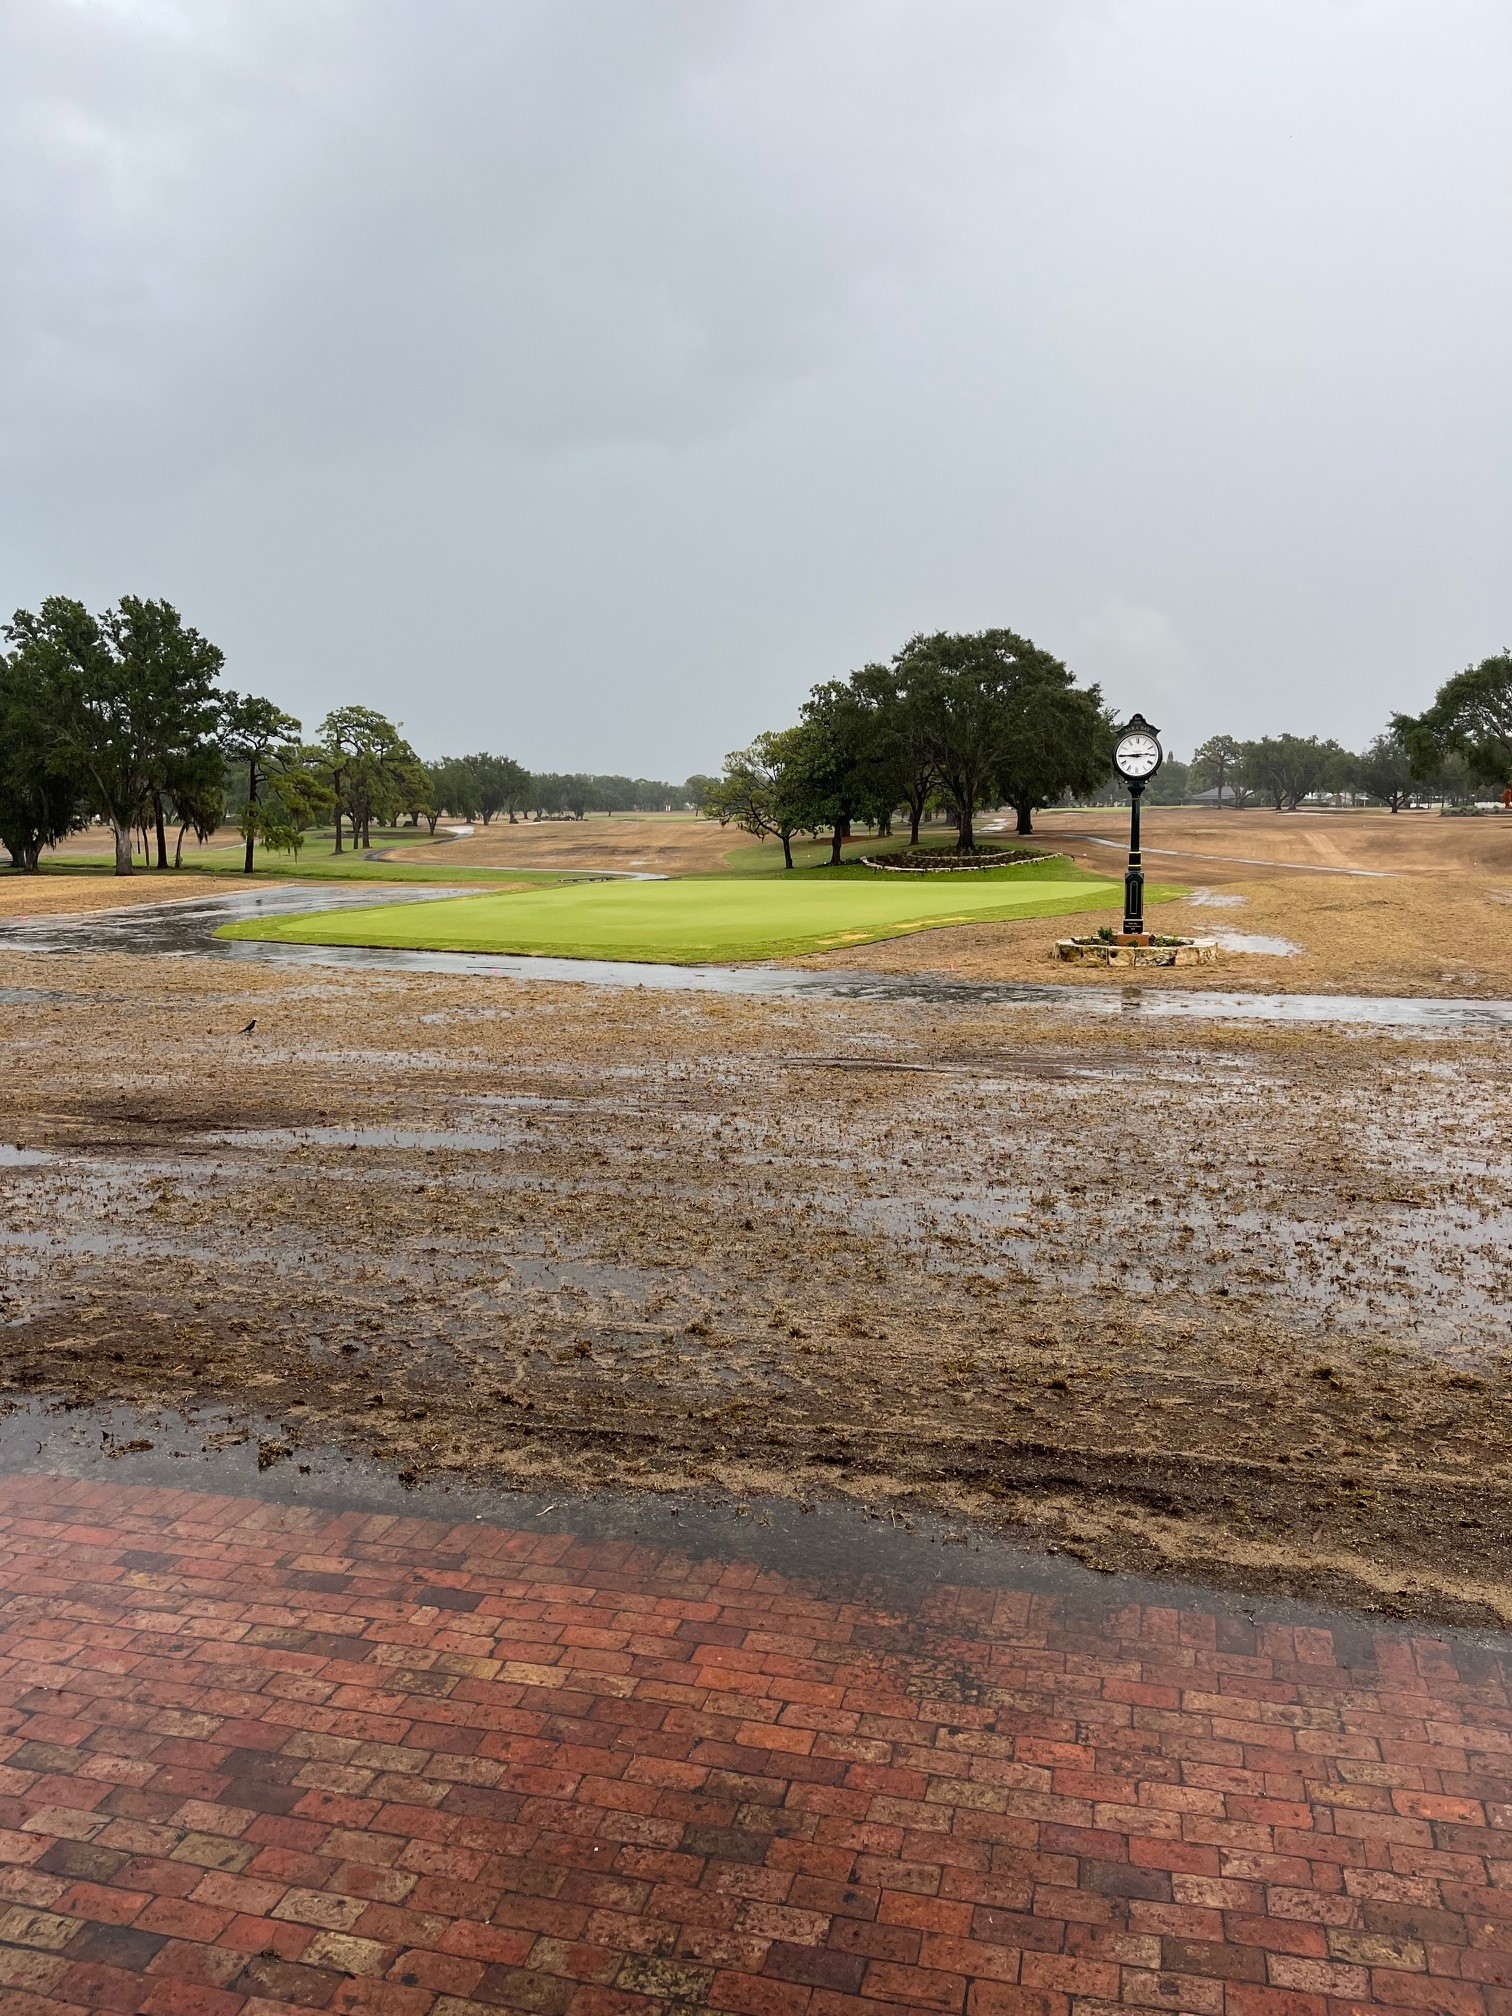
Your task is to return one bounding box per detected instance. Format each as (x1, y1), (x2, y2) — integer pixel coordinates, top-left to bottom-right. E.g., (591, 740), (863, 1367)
(3, 1), (1508, 774)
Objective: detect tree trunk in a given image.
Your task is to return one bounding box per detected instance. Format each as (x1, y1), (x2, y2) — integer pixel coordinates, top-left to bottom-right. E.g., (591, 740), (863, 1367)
(1015, 803), (1034, 835)
(781, 831), (794, 870)
(245, 766), (258, 872)
(333, 809), (344, 853)
(112, 818), (134, 876)
(829, 824), (843, 866)
(153, 793), (169, 869)
(957, 799), (974, 850)
(909, 804), (922, 846)
(174, 824), (188, 869)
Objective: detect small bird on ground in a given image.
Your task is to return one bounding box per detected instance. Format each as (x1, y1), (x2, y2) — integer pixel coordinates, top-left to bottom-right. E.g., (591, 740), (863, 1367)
(239, 1019), (257, 1034)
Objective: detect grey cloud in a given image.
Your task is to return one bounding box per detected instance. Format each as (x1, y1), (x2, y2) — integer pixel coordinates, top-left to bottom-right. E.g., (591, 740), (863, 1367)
(2, 1), (1508, 771)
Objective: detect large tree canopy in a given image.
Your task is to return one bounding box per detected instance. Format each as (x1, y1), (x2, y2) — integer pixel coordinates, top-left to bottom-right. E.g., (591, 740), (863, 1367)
(1241, 733), (1350, 811)
(0, 642), (84, 871)
(794, 680), (890, 864)
(220, 690), (302, 872)
(1357, 727), (1415, 812)
(894, 628), (1100, 848)
(466, 752), (532, 824)
(852, 661), (931, 844)
(1395, 652), (1512, 788)
(702, 729), (812, 869)
(1190, 733), (1246, 807)
(994, 675), (1109, 835)
(315, 705), (422, 851)
(4, 595), (223, 875)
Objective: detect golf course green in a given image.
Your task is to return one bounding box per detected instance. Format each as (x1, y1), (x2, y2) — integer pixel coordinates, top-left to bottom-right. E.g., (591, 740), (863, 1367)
(218, 859), (1161, 964)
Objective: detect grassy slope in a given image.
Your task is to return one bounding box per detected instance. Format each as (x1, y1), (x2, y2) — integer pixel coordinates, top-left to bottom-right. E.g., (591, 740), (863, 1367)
(16, 860), (578, 887)
(32, 821), (1025, 886)
(29, 838), (577, 887)
(219, 859), (1168, 964)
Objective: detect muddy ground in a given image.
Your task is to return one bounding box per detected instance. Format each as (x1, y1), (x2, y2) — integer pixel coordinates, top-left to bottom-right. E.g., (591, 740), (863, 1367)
(2, 943), (1511, 1629)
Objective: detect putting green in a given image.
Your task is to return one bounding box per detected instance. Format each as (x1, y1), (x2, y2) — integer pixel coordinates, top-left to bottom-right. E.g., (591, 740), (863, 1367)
(218, 863), (1161, 964)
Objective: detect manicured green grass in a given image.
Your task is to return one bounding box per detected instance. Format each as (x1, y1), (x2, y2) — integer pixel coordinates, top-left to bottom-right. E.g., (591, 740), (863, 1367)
(219, 860), (1171, 964)
(215, 857), (577, 885)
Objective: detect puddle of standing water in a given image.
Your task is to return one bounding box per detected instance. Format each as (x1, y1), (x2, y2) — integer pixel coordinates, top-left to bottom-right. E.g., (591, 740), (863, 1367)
(4, 890), (1512, 1030)
(0, 883), (471, 957)
(1213, 931), (1303, 955)
(0, 1146), (50, 1167)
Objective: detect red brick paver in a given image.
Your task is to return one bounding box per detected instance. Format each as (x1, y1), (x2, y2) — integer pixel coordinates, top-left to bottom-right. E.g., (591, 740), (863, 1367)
(0, 1477), (1506, 2016)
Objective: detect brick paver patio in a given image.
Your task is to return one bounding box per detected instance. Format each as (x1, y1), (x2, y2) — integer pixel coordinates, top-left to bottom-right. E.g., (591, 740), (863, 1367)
(0, 1477), (1507, 2016)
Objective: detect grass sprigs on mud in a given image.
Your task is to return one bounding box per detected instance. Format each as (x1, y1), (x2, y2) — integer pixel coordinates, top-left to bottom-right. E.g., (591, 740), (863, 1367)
(4, 952), (1512, 1627)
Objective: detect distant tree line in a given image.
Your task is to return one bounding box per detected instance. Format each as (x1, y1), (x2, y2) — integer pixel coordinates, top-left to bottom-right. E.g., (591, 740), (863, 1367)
(7, 590), (1509, 877)
(0, 592), (704, 875)
(422, 758), (707, 826)
(1179, 705), (1507, 814)
(1026, 651), (1512, 817)
(704, 629), (1111, 866)
(1090, 727), (1477, 815)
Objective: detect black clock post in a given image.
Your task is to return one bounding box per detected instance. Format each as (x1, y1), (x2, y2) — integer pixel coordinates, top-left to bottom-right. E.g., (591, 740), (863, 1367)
(1112, 713), (1163, 940)
(1123, 785), (1146, 937)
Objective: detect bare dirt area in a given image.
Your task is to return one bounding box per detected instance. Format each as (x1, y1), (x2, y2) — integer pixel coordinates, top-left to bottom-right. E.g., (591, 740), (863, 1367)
(829, 807), (1512, 996)
(3, 946), (1510, 1629)
(0, 869), (252, 918)
(403, 811), (763, 874)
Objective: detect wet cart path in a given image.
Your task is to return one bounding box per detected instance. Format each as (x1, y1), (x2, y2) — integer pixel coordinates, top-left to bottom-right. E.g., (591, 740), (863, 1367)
(0, 1460), (1508, 2016)
(0, 1418), (1509, 2016)
(5, 888), (1512, 1029)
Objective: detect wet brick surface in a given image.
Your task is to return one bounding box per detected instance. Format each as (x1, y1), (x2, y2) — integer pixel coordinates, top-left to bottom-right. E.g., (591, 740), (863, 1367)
(0, 1476), (1507, 2015)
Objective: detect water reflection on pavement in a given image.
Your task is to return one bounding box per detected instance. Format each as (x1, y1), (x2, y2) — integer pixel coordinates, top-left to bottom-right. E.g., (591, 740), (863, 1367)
(0, 1398), (1507, 2016)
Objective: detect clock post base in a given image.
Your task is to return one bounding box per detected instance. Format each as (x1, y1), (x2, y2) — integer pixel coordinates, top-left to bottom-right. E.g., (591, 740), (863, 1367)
(1056, 935), (1218, 968)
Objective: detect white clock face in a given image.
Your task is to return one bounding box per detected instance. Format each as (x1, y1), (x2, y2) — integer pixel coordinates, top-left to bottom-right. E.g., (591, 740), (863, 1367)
(1115, 732), (1161, 779)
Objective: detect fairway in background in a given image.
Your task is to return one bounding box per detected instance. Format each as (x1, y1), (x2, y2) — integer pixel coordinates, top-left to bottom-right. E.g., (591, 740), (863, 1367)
(218, 863), (1161, 964)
